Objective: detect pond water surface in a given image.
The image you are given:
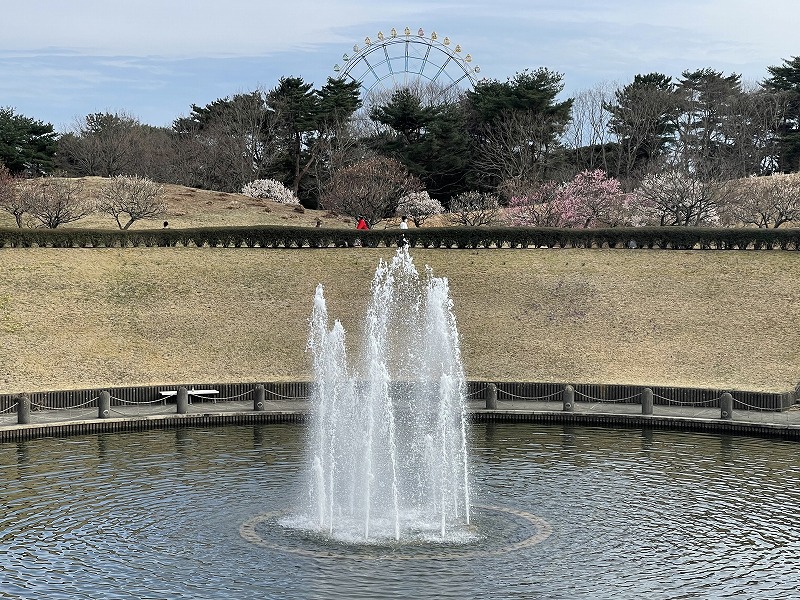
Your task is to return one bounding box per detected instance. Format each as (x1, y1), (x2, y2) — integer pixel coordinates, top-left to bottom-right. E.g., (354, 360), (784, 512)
(1, 423), (798, 599)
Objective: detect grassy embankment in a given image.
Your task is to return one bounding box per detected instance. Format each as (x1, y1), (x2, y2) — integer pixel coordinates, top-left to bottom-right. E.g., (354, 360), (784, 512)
(1, 177), (797, 394)
(1, 243), (797, 394)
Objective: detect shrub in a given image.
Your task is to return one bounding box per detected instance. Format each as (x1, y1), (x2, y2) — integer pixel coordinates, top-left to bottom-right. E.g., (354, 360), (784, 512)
(1, 225), (798, 251)
(241, 179), (299, 205)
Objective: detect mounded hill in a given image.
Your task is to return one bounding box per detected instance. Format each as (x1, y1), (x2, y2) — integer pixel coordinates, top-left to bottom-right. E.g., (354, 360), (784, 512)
(0, 176), (357, 230)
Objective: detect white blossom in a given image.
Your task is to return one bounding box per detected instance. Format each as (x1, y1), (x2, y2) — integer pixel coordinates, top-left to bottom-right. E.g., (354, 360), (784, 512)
(241, 179), (300, 205)
(397, 190), (444, 227)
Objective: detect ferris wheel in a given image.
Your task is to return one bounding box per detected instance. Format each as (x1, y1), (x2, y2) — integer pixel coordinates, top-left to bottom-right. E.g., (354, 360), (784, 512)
(333, 27), (481, 103)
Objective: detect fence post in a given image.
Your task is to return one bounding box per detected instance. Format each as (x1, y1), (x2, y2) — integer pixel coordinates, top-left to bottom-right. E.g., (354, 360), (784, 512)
(563, 385), (574, 412)
(254, 384), (266, 411)
(720, 392), (733, 420)
(98, 390), (111, 419)
(177, 387), (189, 415)
(16, 394), (31, 425)
(641, 388), (653, 415)
(486, 383), (498, 409)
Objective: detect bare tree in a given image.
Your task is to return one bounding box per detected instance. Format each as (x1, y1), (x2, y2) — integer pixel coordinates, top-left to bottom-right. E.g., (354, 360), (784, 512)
(58, 111), (144, 177)
(0, 164), (27, 227)
(321, 155), (419, 226)
(563, 82), (616, 174)
(18, 177), (94, 228)
(97, 175), (166, 229)
(473, 110), (568, 186)
(448, 191), (501, 226)
(310, 120), (365, 204)
(171, 92), (280, 192)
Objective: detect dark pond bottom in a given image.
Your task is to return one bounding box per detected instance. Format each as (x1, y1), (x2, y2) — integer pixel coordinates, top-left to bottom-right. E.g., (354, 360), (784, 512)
(1, 423), (798, 599)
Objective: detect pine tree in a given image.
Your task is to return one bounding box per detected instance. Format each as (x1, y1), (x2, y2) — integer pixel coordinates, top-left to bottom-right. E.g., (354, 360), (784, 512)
(762, 56), (800, 172)
(0, 107), (57, 175)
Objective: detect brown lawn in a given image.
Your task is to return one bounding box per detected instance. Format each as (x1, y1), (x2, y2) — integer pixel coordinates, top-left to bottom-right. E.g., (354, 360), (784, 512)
(0, 244), (797, 394)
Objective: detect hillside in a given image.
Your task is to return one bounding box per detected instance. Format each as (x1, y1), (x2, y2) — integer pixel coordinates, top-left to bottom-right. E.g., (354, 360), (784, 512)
(0, 177), (358, 230)
(1, 177), (798, 395)
(1, 245), (797, 394)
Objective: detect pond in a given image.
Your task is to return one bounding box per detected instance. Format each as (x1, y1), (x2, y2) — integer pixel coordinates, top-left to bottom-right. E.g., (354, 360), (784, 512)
(1, 423), (797, 599)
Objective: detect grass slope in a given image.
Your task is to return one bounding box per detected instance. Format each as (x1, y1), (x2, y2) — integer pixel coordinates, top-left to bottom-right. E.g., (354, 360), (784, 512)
(1, 247), (797, 394)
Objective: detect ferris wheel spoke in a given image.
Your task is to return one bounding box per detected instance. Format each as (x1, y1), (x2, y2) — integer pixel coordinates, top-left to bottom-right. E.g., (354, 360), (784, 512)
(383, 45), (394, 76)
(417, 44), (433, 77)
(441, 72), (472, 95)
(431, 55), (454, 83)
(360, 55), (383, 88)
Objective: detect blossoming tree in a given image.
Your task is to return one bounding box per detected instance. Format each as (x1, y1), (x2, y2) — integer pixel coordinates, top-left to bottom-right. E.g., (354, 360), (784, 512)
(98, 175), (166, 229)
(321, 156), (419, 226)
(396, 191), (444, 227)
(241, 179), (300, 205)
(506, 170), (634, 227)
(723, 173), (800, 228)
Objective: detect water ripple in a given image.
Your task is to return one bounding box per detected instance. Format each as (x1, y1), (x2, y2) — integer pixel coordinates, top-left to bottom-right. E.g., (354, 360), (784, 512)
(0, 424), (798, 599)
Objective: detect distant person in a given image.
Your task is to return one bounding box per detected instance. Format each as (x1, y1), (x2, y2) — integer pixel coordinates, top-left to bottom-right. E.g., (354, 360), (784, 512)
(399, 215), (408, 229)
(356, 216), (369, 230)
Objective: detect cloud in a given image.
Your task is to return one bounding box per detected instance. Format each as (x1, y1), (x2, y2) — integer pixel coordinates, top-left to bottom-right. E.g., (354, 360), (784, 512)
(3, 1), (438, 57)
(3, 0), (798, 127)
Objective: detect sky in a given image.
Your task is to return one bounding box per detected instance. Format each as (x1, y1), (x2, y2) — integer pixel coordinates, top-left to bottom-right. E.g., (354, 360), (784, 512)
(2, 0), (797, 132)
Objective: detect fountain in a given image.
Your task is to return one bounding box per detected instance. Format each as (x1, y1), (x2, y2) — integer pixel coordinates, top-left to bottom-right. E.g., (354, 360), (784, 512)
(301, 246), (471, 543)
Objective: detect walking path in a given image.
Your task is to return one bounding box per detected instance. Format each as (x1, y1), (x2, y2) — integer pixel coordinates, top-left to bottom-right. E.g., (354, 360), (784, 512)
(2, 396), (799, 442)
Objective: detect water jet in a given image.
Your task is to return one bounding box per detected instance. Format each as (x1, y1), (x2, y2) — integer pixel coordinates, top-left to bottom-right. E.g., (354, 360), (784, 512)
(299, 247), (471, 543)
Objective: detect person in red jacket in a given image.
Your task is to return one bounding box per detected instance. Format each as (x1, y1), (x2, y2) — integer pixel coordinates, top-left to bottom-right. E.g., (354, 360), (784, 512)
(356, 216), (369, 230)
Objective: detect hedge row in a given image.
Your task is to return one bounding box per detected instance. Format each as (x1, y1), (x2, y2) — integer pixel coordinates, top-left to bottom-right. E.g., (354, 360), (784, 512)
(1, 225), (799, 250)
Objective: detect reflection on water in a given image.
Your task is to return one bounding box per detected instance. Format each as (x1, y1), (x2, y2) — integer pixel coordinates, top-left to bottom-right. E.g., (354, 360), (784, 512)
(1, 424), (798, 599)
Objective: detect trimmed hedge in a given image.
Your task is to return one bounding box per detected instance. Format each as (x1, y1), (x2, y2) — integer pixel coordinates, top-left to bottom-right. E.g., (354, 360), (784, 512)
(1, 225), (799, 250)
